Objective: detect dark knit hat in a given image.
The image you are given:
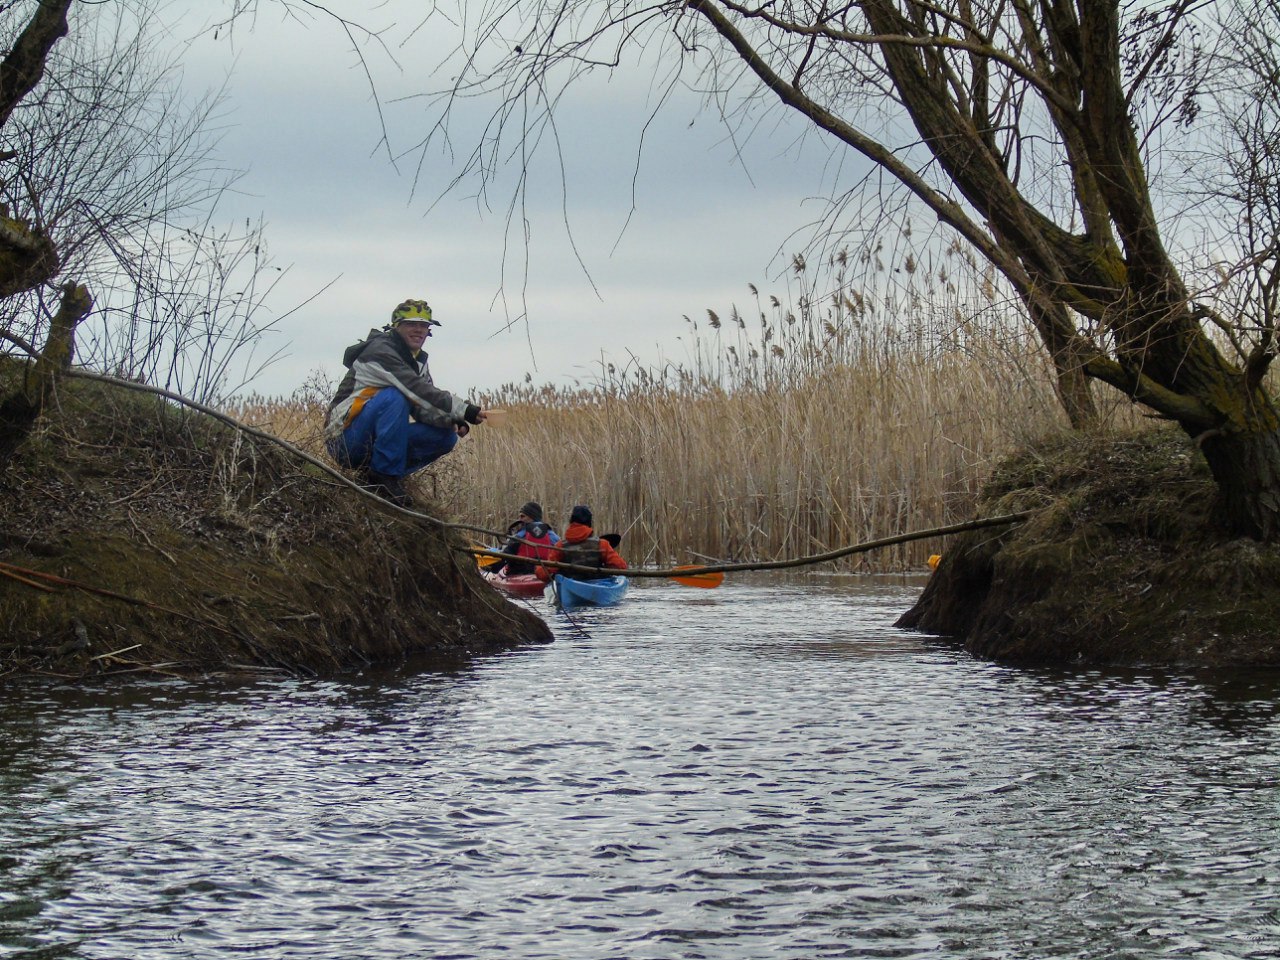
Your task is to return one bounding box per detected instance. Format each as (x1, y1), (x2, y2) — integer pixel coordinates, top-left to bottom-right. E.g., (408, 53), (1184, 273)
(518, 501), (543, 522)
(569, 504), (592, 527)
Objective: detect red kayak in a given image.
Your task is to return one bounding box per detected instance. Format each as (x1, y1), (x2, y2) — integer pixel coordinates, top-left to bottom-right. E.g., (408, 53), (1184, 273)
(482, 569), (547, 598)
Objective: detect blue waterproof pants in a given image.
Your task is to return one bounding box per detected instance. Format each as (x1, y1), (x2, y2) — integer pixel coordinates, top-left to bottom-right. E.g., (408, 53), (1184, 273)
(327, 388), (457, 477)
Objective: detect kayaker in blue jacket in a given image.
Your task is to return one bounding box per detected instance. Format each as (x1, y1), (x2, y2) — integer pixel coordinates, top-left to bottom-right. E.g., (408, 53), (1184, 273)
(325, 298), (486, 506)
(490, 501), (561, 577)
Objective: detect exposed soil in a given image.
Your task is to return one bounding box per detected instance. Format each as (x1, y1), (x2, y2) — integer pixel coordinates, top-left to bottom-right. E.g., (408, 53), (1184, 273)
(0, 364), (551, 681)
(897, 427), (1280, 666)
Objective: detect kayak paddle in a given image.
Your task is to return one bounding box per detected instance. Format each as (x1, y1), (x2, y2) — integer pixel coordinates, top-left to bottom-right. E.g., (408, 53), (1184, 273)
(671, 565), (725, 588)
(471, 543), (503, 569)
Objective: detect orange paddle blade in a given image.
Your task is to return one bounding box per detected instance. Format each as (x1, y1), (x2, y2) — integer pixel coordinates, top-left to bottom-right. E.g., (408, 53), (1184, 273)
(671, 565), (724, 588)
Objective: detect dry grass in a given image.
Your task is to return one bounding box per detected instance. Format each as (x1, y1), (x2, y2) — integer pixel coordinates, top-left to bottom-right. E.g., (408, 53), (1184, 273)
(229, 290), (1146, 572)
(225, 369), (331, 459)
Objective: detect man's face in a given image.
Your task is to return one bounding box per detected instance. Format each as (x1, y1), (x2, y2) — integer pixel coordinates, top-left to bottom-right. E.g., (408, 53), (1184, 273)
(395, 320), (433, 351)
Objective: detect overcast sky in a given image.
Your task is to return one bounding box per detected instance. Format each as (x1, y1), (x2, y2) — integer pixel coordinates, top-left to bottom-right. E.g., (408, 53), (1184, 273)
(162, 0), (865, 400)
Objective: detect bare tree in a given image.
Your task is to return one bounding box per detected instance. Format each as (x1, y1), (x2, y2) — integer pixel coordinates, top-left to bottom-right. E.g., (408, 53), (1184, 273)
(0, 0), (72, 303)
(0, 0), (289, 412)
(417, 0), (1280, 539)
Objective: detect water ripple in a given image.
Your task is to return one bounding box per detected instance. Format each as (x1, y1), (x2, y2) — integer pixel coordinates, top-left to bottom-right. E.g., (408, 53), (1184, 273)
(3, 575), (1280, 958)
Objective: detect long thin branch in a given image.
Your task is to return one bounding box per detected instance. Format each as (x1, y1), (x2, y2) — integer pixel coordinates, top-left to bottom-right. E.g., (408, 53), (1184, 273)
(709, 0), (1080, 115)
(0, 328), (38, 355)
(465, 512), (1031, 579)
(0, 559), (236, 633)
(58, 367), (507, 539)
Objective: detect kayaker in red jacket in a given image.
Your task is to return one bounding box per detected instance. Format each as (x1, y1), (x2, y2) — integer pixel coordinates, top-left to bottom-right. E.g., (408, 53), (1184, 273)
(535, 505), (627, 582)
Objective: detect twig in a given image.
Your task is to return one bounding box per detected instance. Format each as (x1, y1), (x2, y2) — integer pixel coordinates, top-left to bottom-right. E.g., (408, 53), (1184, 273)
(90, 644), (142, 661)
(0, 566), (57, 591)
(102, 663), (187, 678)
(107, 470), (164, 505)
(128, 507), (179, 566)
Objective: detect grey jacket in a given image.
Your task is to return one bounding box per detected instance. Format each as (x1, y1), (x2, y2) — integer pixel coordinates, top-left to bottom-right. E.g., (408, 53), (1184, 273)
(325, 328), (478, 438)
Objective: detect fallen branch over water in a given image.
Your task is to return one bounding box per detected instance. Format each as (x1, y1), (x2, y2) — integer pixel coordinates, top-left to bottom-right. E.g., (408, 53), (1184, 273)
(465, 512), (1032, 580)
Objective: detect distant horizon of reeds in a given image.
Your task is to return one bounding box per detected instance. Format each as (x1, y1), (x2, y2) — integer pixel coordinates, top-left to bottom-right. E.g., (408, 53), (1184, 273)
(228, 274), (1142, 573)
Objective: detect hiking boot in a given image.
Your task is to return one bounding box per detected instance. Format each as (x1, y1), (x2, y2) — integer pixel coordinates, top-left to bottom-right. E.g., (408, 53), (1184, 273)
(362, 469), (415, 508)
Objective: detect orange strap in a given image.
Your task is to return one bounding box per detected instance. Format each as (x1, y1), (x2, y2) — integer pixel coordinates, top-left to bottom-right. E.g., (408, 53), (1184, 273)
(342, 386), (381, 429)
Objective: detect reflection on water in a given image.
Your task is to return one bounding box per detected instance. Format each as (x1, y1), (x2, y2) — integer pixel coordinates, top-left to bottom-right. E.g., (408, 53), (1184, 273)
(3, 575), (1280, 959)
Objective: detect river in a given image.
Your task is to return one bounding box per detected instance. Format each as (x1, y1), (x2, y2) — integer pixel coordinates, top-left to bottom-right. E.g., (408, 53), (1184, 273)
(3, 575), (1279, 959)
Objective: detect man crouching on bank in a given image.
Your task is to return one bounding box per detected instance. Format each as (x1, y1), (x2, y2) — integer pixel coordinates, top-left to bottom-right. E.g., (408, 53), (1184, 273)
(325, 297), (486, 508)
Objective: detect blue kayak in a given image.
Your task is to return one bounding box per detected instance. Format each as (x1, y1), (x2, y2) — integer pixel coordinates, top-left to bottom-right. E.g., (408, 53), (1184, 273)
(553, 574), (629, 608)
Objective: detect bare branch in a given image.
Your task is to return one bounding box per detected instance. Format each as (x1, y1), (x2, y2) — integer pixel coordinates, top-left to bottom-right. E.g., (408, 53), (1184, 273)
(0, 0), (72, 128)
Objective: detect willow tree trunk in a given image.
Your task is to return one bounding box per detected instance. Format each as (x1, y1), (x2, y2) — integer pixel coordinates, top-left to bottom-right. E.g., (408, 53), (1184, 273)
(1198, 416), (1280, 541)
(0, 282), (91, 465)
(1139, 321), (1280, 540)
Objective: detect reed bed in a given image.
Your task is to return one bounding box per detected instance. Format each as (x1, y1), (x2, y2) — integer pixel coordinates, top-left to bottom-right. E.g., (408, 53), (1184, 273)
(458, 349), (1062, 570)
(449, 285), (1126, 572)
(227, 283), (1142, 572)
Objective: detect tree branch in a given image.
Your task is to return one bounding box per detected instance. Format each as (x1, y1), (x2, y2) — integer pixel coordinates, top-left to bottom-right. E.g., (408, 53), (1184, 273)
(467, 512), (1031, 578)
(59, 367), (507, 540)
(0, 0), (73, 128)
(1083, 355), (1218, 429)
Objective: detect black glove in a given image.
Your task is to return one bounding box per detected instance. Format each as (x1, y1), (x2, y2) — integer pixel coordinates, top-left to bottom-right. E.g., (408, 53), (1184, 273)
(464, 403), (482, 425)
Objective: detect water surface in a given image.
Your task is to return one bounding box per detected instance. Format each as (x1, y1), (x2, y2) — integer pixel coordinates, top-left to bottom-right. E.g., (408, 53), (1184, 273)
(3, 575), (1279, 958)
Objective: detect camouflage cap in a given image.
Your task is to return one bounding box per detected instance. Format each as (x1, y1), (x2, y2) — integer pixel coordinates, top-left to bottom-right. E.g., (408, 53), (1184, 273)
(391, 299), (439, 325)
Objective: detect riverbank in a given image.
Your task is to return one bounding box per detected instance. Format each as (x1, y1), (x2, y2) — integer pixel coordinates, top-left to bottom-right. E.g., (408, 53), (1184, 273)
(9, 373), (1274, 672)
(897, 427), (1280, 666)
(0, 368), (551, 680)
